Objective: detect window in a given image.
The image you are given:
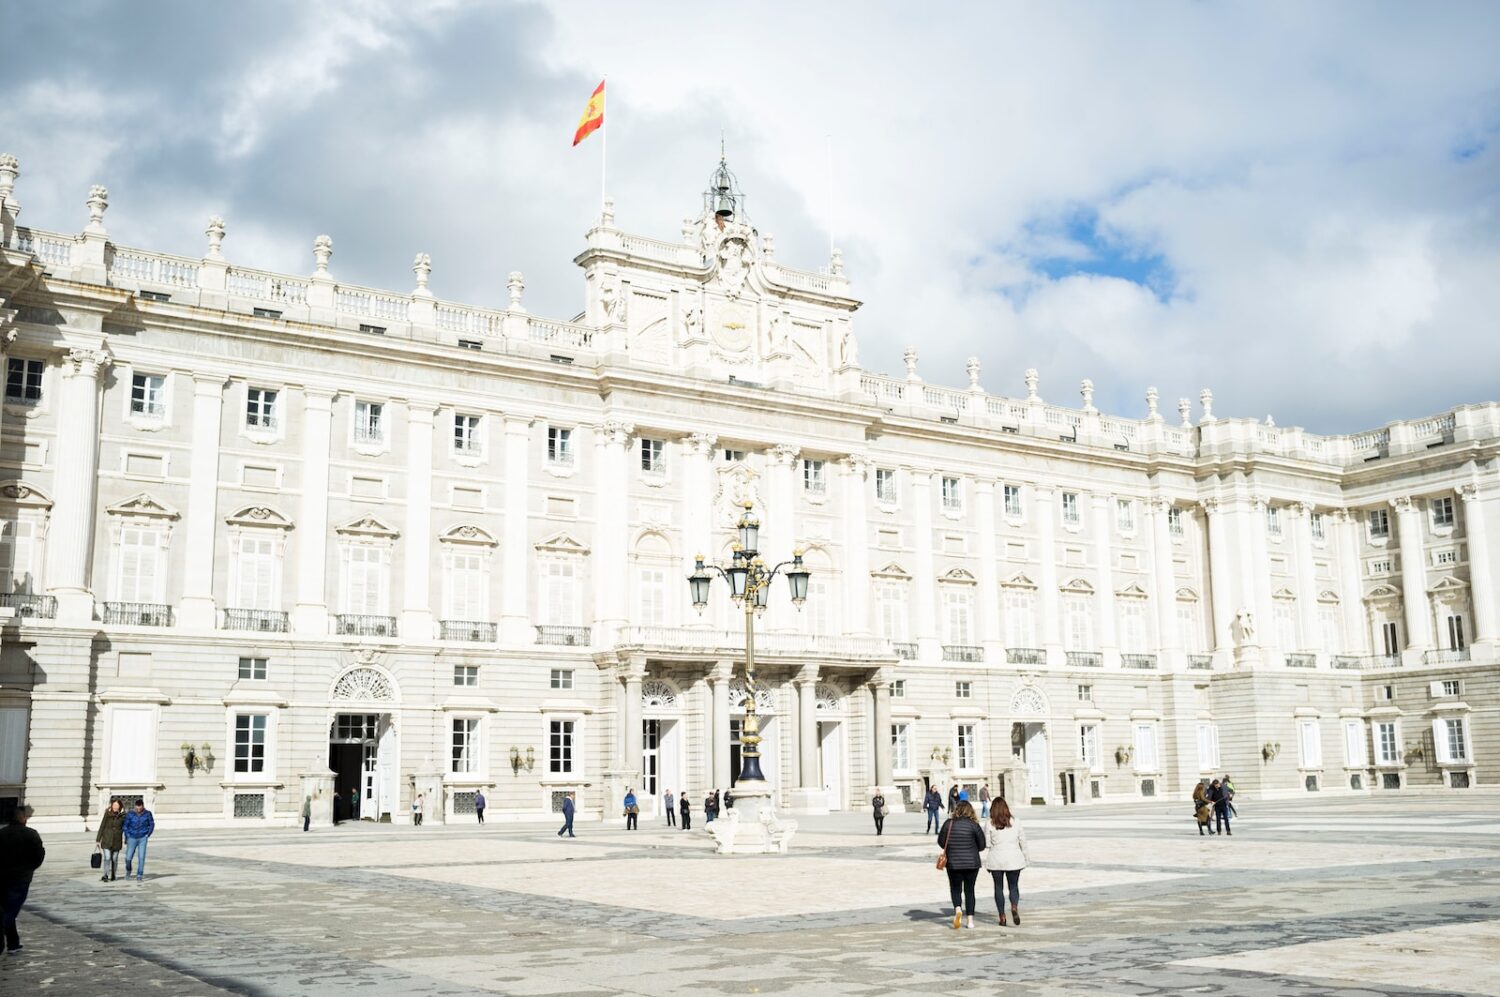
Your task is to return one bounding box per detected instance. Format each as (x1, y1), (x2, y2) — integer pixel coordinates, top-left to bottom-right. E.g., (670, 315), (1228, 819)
(238, 657), (267, 681)
(1368, 508), (1389, 539)
(1077, 684), (1093, 702)
(0, 520), (39, 594)
(246, 387), (278, 429)
(458, 339), (483, 351)
(955, 724), (977, 771)
(1343, 720), (1368, 767)
(637, 567), (667, 626)
(4, 358), (43, 404)
(942, 588), (973, 645)
(453, 414), (481, 454)
(890, 679), (906, 699)
(640, 438), (664, 473)
(549, 719), (576, 774)
(722, 448), (744, 462)
(1298, 719), (1323, 768)
(1380, 620), (1401, 657)
(1370, 558), (1393, 575)
(1436, 549), (1458, 565)
(1439, 679), (1461, 696)
(342, 545), (389, 615)
(1274, 600), (1298, 650)
(941, 477), (962, 511)
(1265, 505), (1282, 536)
(1063, 593), (1093, 651)
(233, 714), (267, 774)
(1133, 723), (1159, 772)
(354, 400), (383, 443)
(955, 681), (972, 700)
(1376, 722), (1399, 764)
(875, 468), (897, 503)
(233, 534), (278, 610)
(1003, 484), (1023, 518)
(445, 550), (487, 621)
(546, 426), (573, 465)
(454, 665), (479, 687)
(1061, 492), (1080, 525)
(130, 373), (166, 417)
(874, 582), (908, 641)
(1119, 599), (1148, 653)
(1446, 616), (1466, 652)
(1319, 604), (1342, 654)
(1005, 589), (1037, 647)
(1310, 511), (1325, 541)
(1167, 507), (1184, 537)
(1431, 496), (1454, 529)
(803, 459), (826, 494)
(539, 559), (579, 625)
(1437, 718), (1468, 763)
(892, 723), (911, 771)
(451, 717), (480, 773)
(550, 668), (574, 690)
(1116, 499), (1136, 532)
(1196, 723), (1220, 771)
(115, 526), (163, 603)
(1080, 724), (1100, 771)
(805, 577), (832, 635)
(1178, 601), (1204, 653)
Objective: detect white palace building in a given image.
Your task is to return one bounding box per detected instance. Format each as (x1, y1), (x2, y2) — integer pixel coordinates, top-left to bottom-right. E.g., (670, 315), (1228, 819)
(0, 153), (1495, 830)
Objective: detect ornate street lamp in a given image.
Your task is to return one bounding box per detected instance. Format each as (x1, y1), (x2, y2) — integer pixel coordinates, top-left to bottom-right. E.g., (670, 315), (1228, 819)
(687, 501), (810, 788)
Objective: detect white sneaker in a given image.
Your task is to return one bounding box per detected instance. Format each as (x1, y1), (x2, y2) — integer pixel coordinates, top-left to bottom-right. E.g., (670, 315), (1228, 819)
(965, 915), (974, 929)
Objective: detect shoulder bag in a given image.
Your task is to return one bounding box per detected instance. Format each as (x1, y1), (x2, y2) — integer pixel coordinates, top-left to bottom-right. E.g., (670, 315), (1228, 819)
(91, 847), (103, 870)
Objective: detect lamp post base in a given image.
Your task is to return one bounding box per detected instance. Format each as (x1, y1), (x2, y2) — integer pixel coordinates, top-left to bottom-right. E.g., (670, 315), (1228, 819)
(708, 779), (798, 854)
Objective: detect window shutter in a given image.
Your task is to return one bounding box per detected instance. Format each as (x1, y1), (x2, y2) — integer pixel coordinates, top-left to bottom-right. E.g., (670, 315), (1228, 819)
(1431, 718), (1449, 764)
(0, 708), (27, 783)
(1428, 681), (1444, 698)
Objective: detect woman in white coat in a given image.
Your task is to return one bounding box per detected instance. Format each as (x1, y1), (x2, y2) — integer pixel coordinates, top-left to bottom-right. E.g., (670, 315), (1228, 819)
(982, 798), (1028, 926)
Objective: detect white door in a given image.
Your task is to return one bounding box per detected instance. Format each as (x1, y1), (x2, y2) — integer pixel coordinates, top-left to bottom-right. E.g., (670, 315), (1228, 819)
(1025, 724), (1049, 800)
(375, 716), (398, 820)
(819, 721), (844, 811)
(642, 719), (661, 815)
(657, 719), (681, 817)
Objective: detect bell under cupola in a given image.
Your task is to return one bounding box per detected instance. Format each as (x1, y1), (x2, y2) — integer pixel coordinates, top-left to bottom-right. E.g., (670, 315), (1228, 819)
(703, 152), (748, 229)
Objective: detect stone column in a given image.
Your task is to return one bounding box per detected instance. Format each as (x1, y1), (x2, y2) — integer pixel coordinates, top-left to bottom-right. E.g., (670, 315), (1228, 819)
(1202, 497), (1237, 661)
(400, 402), (436, 638)
(767, 445), (800, 632)
(176, 374), (226, 630)
(791, 665), (825, 813)
(710, 660), (732, 789)
(1149, 497), (1181, 666)
(1392, 496), (1433, 656)
(47, 346), (112, 623)
(0, 153), (19, 249)
(975, 480), (1003, 660)
(1034, 487), (1063, 664)
(1291, 503), (1321, 662)
(871, 670), (897, 805)
(1245, 495), (1276, 659)
(683, 433), (717, 627)
(500, 416), (533, 645)
(911, 471), (939, 661)
(1334, 510), (1369, 655)
(841, 456), (871, 635)
(621, 656), (645, 791)
(1460, 485), (1498, 648)
(592, 420), (633, 644)
(292, 388), (334, 634)
(1091, 493), (1119, 666)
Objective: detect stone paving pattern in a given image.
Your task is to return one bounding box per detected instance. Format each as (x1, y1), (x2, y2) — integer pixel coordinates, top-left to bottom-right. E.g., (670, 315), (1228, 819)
(4, 796), (1498, 995)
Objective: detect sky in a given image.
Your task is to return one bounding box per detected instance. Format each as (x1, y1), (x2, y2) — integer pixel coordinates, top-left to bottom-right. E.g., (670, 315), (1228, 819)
(3, 1), (1498, 434)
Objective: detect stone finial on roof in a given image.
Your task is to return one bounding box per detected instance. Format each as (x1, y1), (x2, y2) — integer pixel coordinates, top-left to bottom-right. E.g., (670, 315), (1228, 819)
(903, 347), (919, 382)
(1178, 397), (1192, 428)
(1199, 388), (1215, 423)
(1024, 368), (1039, 402)
(507, 271), (526, 313)
(830, 247), (844, 278)
(205, 216), (226, 261)
(966, 357), (981, 391)
(85, 185), (109, 233)
(313, 234), (333, 274)
(412, 253), (432, 296)
(1146, 386), (1160, 421)
(1080, 378), (1096, 414)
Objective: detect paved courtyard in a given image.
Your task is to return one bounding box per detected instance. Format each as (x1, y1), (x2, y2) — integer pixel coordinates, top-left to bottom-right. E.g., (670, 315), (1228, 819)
(5, 795), (1499, 996)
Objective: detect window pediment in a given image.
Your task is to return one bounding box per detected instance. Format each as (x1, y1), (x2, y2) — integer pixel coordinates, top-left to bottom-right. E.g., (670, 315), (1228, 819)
(226, 506), (293, 530)
(1060, 577), (1094, 594)
(1272, 586), (1297, 601)
(336, 515), (399, 539)
(871, 562), (910, 579)
(535, 532), (589, 555)
(941, 568), (976, 584)
(1317, 589), (1341, 604)
(1001, 572), (1037, 590)
(0, 482), (52, 509)
(1116, 581), (1150, 599)
(1175, 586), (1200, 602)
(1365, 583), (1401, 601)
(106, 492), (180, 521)
(1428, 575), (1468, 594)
(440, 524), (497, 547)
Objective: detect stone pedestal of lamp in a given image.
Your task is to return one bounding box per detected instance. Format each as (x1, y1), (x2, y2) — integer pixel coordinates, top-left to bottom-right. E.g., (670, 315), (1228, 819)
(708, 778), (798, 855)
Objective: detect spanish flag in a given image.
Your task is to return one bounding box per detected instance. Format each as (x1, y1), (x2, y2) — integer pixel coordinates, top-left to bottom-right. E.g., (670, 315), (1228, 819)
(572, 80), (605, 146)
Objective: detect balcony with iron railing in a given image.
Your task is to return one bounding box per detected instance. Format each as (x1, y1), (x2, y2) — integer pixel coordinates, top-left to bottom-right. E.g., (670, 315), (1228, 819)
(892, 642), (917, 660)
(536, 625), (591, 646)
(336, 614), (398, 637)
(0, 593), (57, 619)
(1362, 653), (1403, 670)
(1331, 655), (1364, 670)
(441, 620), (497, 643)
(612, 626), (894, 660)
(223, 609), (289, 633)
(1424, 648), (1471, 665)
(1065, 651), (1102, 668)
(1121, 653), (1158, 670)
(943, 645), (983, 663)
(1187, 654), (1214, 670)
(103, 602), (174, 627)
(1007, 647), (1046, 665)
(1285, 652), (1317, 669)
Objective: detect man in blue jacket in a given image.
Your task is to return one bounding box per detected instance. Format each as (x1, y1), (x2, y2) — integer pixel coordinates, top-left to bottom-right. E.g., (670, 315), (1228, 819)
(556, 792), (576, 838)
(122, 798), (155, 882)
(924, 786), (944, 834)
(0, 804), (45, 952)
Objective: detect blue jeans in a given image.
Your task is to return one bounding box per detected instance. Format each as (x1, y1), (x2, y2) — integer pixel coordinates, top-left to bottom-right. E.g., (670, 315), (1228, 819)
(125, 835), (149, 879)
(2, 881), (29, 949)
(1215, 805), (1231, 834)
(926, 809), (940, 833)
(980, 802), (990, 818)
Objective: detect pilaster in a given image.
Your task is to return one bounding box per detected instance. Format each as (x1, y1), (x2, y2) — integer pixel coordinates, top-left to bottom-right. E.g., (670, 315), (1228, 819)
(401, 401), (437, 639)
(1034, 487), (1063, 665)
(1091, 493), (1119, 667)
(1392, 496), (1433, 657)
(591, 419), (633, 644)
(975, 480), (1003, 661)
(292, 387), (335, 633)
(910, 470), (939, 661)
(1459, 484), (1497, 649)
(47, 345), (112, 624)
(177, 374), (228, 630)
(840, 455), (871, 635)
(500, 415), (534, 645)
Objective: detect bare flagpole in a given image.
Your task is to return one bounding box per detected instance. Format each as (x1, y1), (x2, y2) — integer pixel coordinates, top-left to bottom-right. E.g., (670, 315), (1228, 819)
(825, 134), (834, 259)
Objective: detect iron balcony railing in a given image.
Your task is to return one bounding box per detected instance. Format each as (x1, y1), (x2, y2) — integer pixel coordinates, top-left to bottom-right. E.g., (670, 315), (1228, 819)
(1065, 651), (1102, 668)
(1285, 653), (1317, 669)
(942, 644), (983, 663)
(1007, 647), (1046, 665)
(0, 593), (57, 619)
(892, 642), (917, 660)
(1331, 655), (1364, 670)
(535, 625), (590, 646)
(223, 608), (289, 633)
(1187, 654), (1214, 670)
(103, 602), (174, 627)
(1424, 648), (1471, 665)
(1121, 653), (1158, 670)
(1363, 653), (1403, 670)
(441, 620), (497, 642)
(336, 614), (398, 637)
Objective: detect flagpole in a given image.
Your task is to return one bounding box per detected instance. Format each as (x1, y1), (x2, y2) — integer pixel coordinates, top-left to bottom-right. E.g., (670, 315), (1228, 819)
(825, 134), (834, 258)
(601, 75), (608, 215)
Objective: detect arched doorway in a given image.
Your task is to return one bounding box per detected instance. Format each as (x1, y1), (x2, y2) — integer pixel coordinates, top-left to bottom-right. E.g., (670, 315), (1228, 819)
(815, 682), (848, 811)
(640, 678), (684, 817)
(1009, 685), (1051, 804)
(328, 665), (400, 822)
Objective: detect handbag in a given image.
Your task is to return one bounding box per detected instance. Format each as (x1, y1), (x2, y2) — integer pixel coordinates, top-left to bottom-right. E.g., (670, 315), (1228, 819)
(91, 848), (103, 870)
(935, 851), (948, 871)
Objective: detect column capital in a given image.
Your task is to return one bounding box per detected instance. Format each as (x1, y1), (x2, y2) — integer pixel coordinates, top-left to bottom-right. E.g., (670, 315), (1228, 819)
(686, 432), (718, 457)
(1286, 501), (1313, 518)
(768, 444), (800, 466)
(841, 453), (872, 477)
(1198, 496), (1221, 515)
(617, 658), (648, 683)
(1146, 495), (1173, 513)
(1328, 508), (1352, 525)
(190, 372), (229, 392)
(503, 413), (537, 433)
(597, 419), (634, 447)
(708, 659), (735, 683)
(869, 666), (896, 690)
(974, 478), (996, 494)
(63, 345), (112, 378)
(1389, 495), (1415, 514)
(299, 384), (338, 406)
(404, 400), (440, 421)
(1459, 483), (1481, 503)
(795, 663), (820, 685)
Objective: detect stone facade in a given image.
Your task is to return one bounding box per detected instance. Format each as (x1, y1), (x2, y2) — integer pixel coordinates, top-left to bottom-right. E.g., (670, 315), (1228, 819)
(0, 154), (1496, 830)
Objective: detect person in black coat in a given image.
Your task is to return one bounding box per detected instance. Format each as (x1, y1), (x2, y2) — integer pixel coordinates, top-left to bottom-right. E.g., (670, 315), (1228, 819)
(0, 804), (46, 953)
(937, 800), (987, 929)
(1209, 779), (1232, 836)
(872, 793), (887, 836)
(679, 790), (692, 830)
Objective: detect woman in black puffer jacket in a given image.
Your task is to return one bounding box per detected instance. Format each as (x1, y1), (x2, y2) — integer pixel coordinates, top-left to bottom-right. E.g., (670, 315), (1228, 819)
(937, 799), (987, 929)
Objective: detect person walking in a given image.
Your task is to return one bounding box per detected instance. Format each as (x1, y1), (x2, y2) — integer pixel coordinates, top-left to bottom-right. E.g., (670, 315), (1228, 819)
(349, 786), (361, 821)
(924, 786), (944, 834)
(705, 790), (718, 824)
(947, 784), (960, 813)
(983, 799), (1028, 926)
(1192, 781), (1213, 835)
(302, 795), (312, 833)
(937, 800), (986, 930)
(474, 790), (486, 825)
(872, 792), (887, 836)
(557, 792), (576, 837)
(624, 788), (639, 830)
(332, 790), (343, 825)
(122, 798), (154, 883)
(412, 793), (424, 827)
(978, 784), (991, 819)
(679, 791), (691, 830)
(0, 804), (45, 953)
(1209, 779), (1232, 836)
(724, 788), (735, 810)
(1222, 774), (1238, 818)
(95, 800), (125, 881)
(664, 790), (676, 827)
